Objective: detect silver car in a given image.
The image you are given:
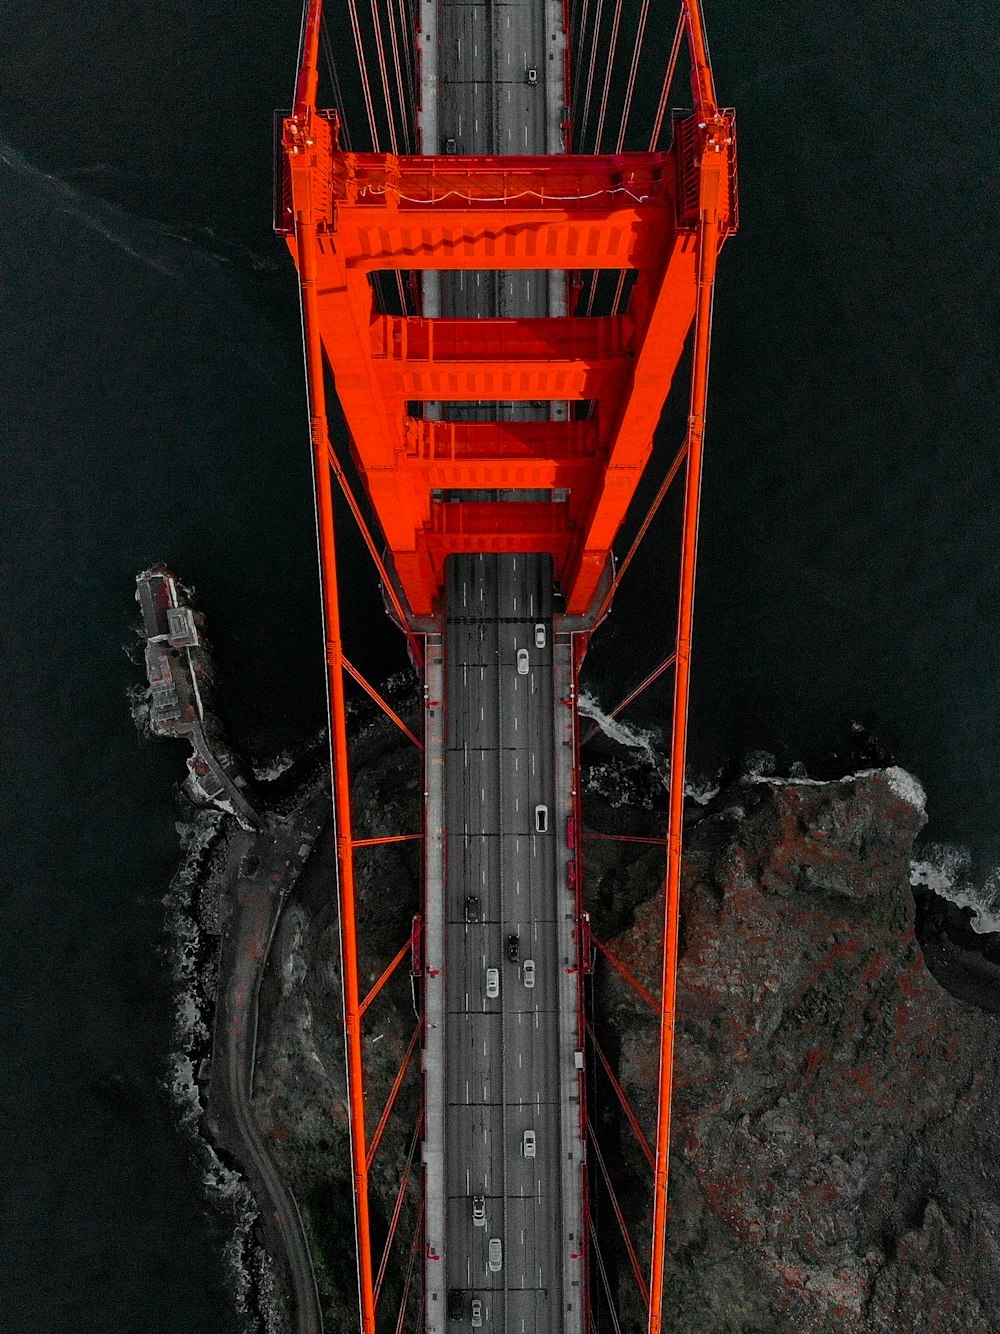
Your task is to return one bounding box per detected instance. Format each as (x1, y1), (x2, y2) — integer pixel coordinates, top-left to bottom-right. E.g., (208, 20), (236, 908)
(472, 1195), (486, 1228)
(488, 1237), (502, 1273)
(471, 1297), (483, 1328)
(522, 958), (535, 989)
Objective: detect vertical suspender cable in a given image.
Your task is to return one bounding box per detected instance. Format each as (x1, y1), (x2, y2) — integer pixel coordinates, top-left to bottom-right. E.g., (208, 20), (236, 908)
(348, 0), (381, 149)
(609, 6), (685, 317)
(591, 0), (624, 153)
(395, 0), (418, 142)
(614, 0), (651, 154)
(321, 23), (354, 150)
(577, 0), (606, 151)
(572, 0), (592, 132)
(384, 0), (411, 151)
(651, 8), (685, 152)
(369, 0), (400, 153)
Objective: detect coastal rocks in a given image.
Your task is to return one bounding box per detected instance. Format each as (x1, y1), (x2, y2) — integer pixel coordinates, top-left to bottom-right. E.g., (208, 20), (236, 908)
(250, 717), (422, 1329)
(591, 768), (1000, 1333)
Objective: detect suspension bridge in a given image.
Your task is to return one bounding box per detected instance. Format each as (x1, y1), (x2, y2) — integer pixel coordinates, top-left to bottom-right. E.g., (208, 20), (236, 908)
(275, 0), (736, 1327)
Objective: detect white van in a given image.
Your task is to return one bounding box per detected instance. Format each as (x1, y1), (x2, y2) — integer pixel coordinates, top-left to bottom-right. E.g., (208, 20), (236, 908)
(485, 967), (500, 999)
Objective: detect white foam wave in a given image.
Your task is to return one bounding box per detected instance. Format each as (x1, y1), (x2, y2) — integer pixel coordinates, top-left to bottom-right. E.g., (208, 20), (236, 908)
(911, 842), (1000, 935)
(746, 764), (927, 814)
(251, 751), (295, 783)
(578, 690), (663, 770)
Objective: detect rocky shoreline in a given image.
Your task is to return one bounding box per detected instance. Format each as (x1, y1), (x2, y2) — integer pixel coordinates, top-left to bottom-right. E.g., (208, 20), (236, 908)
(136, 591), (1000, 1331)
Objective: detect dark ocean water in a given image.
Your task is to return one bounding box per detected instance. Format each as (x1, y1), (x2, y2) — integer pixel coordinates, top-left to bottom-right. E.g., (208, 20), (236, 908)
(0, 1), (997, 1330)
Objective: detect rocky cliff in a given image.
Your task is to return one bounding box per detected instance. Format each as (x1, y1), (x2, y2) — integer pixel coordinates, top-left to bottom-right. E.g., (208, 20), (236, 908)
(588, 766), (1000, 1333)
(240, 705), (1000, 1333)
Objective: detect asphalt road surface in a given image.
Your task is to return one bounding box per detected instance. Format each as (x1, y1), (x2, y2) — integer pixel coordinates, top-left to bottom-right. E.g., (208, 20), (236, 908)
(443, 553), (563, 1331)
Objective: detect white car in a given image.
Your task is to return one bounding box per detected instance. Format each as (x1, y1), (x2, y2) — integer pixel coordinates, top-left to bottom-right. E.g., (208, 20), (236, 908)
(522, 958), (535, 989)
(485, 967), (500, 999)
(522, 1129), (536, 1159)
(472, 1195), (486, 1227)
(488, 1237), (503, 1273)
(516, 647), (529, 675)
(534, 622), (546, 648)
(471, 1298), (483, 1328)
(534, 804), (548, 833)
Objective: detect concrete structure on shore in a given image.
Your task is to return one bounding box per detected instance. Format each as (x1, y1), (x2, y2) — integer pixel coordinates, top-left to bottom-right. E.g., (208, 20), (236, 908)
(136, 566), (259, 829)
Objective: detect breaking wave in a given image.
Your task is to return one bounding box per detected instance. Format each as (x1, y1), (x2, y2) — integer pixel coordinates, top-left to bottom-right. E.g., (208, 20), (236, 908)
(911, 843), (1000, 935)
(161, 810), (287, 1332)
(578, 689), (664, 770)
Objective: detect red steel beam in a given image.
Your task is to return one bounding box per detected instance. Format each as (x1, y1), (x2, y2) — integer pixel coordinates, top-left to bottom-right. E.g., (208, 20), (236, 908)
(582, 651), (676, 745)
(595, 436), (688, 626)
(343, 656), (423, 750)
(290, 18), (377, 1326)
(584, 831), (667, 847)
(591, 932), (661, 1016)
(352, 833), (423, 847)
(648, 3), (731, 1328)
(358, 932), (416, 1019)
(366, 1020), (421, 1170)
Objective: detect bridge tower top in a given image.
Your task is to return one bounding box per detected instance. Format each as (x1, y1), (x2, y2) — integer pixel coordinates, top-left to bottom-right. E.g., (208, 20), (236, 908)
(278, 0), (736, 622)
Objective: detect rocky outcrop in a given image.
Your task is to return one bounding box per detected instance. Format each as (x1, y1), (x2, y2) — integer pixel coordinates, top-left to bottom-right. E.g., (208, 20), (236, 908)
(593, 768), (1000, 1333)
(250, 715), (422, 1329)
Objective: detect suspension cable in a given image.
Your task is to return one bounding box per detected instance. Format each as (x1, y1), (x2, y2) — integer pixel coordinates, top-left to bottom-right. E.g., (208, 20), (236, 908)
(347, 0), (380, 149)
(320, 23), (353, 150)
(395, 0), (417, 144)
(324, 438), (424, 669)
(606, 5), (686, 316)
(651, 8), (686, 152)
(591, 0), (625, 153)
(366, 1020), (421, 1169)
(615, 0), (651, 153)
(359, 932), (415, 1018)
(589, 1125), (651, 1307)
(383, 0), (410, 151)
(591, 933), (661, 1015)
(374, 1113), (423, 1305)
(586, 1019), (655, 1168)
(368, 0), (399, 153)
(343, 656), (423, 749)
(595, 437), (688, 625)
(590, 1213), (625, 1334)
(572, 0), (593, 132)
(581, 652), (676, 745)
(577, 0), (607, 150)
(393, 1197), (424, 1334)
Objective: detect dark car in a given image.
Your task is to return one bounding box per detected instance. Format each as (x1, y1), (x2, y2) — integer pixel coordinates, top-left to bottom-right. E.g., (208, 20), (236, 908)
(465, 896), (480, 924)
(507, 933), (519, 962)
(449, 1287), (464, 1321)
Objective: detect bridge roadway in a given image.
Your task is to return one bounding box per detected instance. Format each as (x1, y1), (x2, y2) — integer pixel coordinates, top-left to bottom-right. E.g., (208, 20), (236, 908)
(417, 0), (582, 1324)
(443, 553), (560, 1330)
